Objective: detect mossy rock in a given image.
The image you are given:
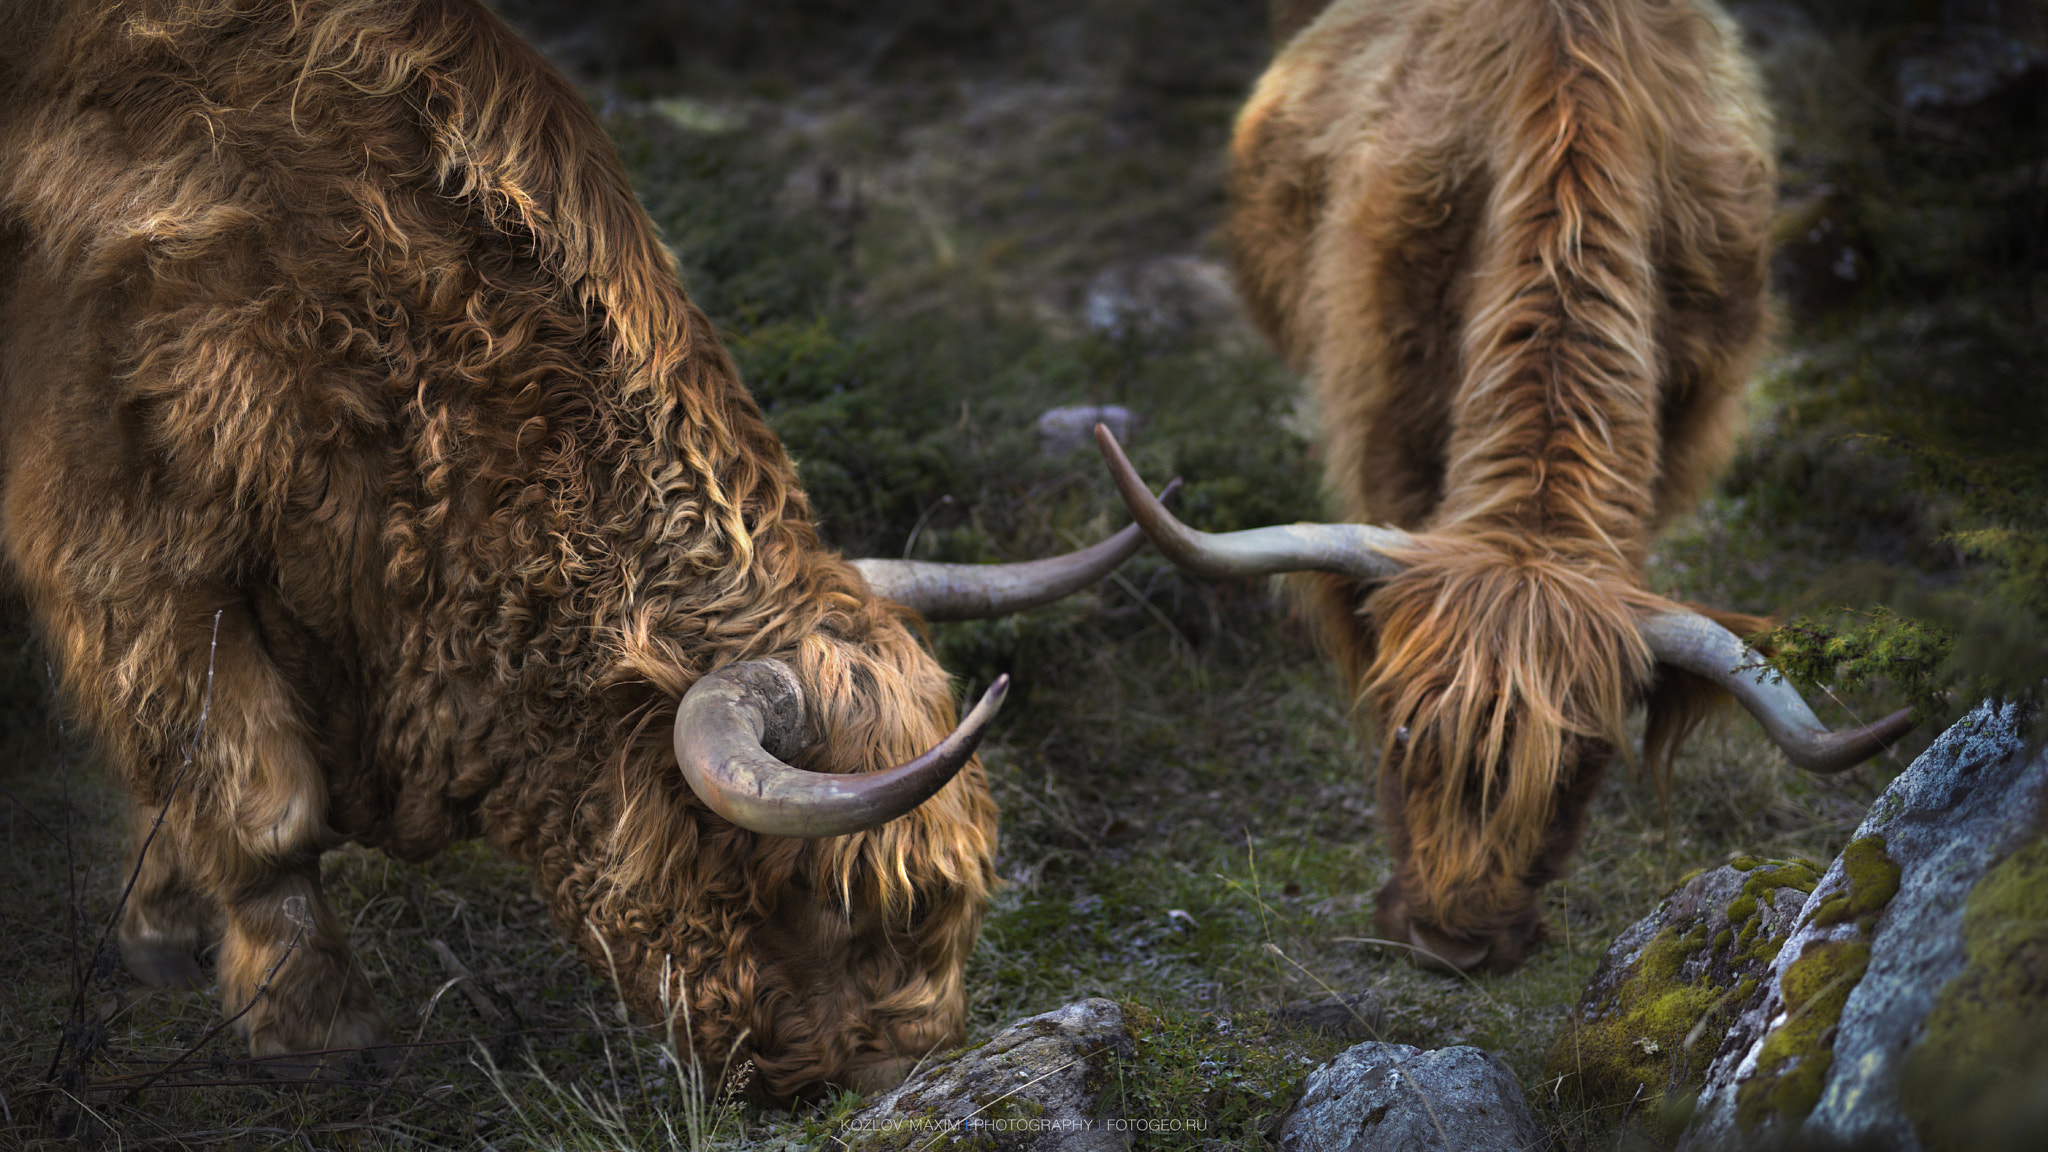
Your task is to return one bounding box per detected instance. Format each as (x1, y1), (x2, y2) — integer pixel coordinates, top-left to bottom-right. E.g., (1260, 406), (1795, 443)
(1546, 859), (1820, 1140)
(1679, 700), (2047, 1152)
(1109, 1001), (1349, 1145)
(836, 998), (1135, 1151)
(1899, 836), (2048, 1152)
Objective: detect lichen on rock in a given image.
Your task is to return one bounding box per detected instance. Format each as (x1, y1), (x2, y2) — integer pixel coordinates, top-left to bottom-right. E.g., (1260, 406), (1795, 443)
(1733, 936), (1871, 1132)
(1730, 836), (1899, 1134)
(1805, 836), (1901, 931)
(1680, 700), (2048, 1152)
(1899, 836), (2048, 1152)
(835, 998), (1136, 1151)
(1278, 1042), (1544, 1152)
(1545, 858), (1818, 1136)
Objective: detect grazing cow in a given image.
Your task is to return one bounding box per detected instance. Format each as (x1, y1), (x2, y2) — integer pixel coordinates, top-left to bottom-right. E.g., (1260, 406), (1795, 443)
(1097, 0), (1912, 973)
(0, 0), (1151, 1099)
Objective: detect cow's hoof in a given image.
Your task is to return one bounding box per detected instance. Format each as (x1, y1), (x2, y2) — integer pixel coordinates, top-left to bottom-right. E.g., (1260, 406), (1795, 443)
(247, 1012), (392, 1077)
(242, 978), (390, 1074)
(122, 941), (207, 990)
(252, 1039), (400, 1081)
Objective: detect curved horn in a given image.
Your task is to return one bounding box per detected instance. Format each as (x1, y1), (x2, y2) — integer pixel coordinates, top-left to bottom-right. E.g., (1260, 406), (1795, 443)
(673, 660), (1009, 837)
(853, 479), (1183, 621)
(1095, 424), (1415, 582)
(1641, 611), (1916, 774)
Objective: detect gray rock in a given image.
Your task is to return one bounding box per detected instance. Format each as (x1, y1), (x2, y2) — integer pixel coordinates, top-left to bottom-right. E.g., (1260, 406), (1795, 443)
(1271, 992), (1388, 1043)
(1037, 404), (1135, 458)
(1681, 700), (2048, 1151)
(1895, 25), (2047, 114)
(1545, 858), (1819, 1121)
(1081, 256), (1237, 340)
(837, 998), (1136, 1151)
(1278, 1042), (1545, 1152)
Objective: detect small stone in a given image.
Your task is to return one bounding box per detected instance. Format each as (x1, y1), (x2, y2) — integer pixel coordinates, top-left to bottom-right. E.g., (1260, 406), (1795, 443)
(1080, 255), (1237, 340)
(1037, 404), (1135, 458)
(1277, 1042), (1544, 1152)
(837, 998), (1136, 1151)
(1270, 992), (1387, 1043)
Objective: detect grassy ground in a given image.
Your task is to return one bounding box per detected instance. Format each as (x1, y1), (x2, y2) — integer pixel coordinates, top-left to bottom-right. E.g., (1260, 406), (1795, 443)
(3, 1), (2041, 1148)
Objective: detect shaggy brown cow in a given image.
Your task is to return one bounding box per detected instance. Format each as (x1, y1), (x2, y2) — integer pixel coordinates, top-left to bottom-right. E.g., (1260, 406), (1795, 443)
(1098, 0), (1912, 972)
(0, 0), (1150, 1099)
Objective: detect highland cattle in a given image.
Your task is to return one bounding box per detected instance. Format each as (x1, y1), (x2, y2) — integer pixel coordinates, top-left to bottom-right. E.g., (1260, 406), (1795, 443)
(1098, 0), (1912, 972)
(0, 0), (1150, 1098)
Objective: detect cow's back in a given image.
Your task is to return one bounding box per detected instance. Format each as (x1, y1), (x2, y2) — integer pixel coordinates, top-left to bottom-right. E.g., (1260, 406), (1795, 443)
(0, 0), (775, 846)
(1227, 0), (1773, 539)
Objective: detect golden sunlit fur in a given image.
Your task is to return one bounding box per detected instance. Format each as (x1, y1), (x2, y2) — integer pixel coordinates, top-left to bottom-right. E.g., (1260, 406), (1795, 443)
(0, 0), (993, 1098)
(1229, 0), (1773, 968)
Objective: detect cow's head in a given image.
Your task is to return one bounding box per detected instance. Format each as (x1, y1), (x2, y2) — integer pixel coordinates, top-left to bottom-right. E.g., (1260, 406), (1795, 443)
(565, 487), (1175, 1098)
(1096, 426), (1914, 971)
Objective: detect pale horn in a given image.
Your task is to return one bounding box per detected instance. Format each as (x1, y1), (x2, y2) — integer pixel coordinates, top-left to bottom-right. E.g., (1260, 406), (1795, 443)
(1640, 612), (1915, 774)
(1094, 424), (1414, 582)
(1099, 426), (1913, 773)
(854, 478), (1183, 620)
(674, 660), (1009, 838)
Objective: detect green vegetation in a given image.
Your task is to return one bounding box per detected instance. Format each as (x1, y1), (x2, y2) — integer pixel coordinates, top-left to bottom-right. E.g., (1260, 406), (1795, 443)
(1806, 835), (1901, 931)
(1731, 838), (1899, 1135)
(2, 1), (2040, 1148)
(1544, 859), (1823, 1144)
(1734, 938), (1872, 1133)
(1716, 2), (2048, 731)
(1900, 837), (2048, 1152)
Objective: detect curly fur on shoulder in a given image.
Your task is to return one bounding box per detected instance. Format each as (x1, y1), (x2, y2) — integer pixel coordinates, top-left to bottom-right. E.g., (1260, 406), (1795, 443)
(1233, 0), (1773, 968)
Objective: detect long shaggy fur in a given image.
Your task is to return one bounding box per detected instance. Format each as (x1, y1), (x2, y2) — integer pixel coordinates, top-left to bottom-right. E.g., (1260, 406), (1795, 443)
(1229, 0), (1773, 967)
(0, 0), (993, 1097)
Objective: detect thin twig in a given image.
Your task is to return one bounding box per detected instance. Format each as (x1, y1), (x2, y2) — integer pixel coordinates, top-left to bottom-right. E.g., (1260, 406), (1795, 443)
(0, 780), (64, 844)
(51, 611), (226, 1087)
(120, 918), (308, 1103)
(430, 939), (507, 1027)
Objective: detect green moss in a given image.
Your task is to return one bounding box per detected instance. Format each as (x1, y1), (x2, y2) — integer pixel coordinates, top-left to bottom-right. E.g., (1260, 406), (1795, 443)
(1106, 1001), (1345, 1149)
(1900, 837), (2048, 1152)
(1550, 859), (1831, 1139)
(1735, 938), (1872, 1132)
(1732, 861), (1820, 962)
(1545, 923), (1722, 1139)
(1735, 913), (1762, 954)
(1807, 837), (1901, 930)
(1729, 842), (1896, 1134)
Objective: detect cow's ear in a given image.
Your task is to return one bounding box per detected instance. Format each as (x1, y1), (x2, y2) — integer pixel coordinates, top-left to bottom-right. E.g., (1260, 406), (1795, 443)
(1641, 663), (1727, 807)
(1641, 600), (1774, 786)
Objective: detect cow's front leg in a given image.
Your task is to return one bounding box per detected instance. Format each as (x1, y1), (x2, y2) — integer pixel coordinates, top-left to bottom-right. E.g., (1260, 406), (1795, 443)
(118, 806), (217, 989)
(173, 609), (386, 1061)
(56, 595), (383, 1060)
(216, 858), (384, 1060)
